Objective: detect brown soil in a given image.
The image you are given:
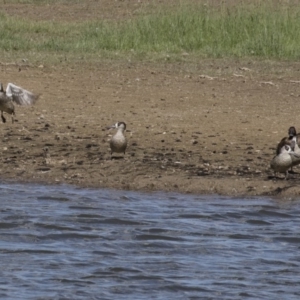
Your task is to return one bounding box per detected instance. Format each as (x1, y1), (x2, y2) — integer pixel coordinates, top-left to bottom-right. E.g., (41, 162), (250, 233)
(1, 0), (300, 198)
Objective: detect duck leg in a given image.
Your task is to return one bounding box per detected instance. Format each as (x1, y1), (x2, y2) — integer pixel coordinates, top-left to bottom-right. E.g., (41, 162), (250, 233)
(289, 166), (296, 174)
(1, 111), (6, 123)
(285, 170), (289, 180)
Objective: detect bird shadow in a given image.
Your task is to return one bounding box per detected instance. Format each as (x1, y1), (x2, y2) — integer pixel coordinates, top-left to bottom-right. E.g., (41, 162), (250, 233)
(111, 156), (125, 160)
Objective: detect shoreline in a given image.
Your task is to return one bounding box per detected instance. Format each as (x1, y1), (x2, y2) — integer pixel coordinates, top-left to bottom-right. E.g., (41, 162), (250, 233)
(1, 156), (299, 199)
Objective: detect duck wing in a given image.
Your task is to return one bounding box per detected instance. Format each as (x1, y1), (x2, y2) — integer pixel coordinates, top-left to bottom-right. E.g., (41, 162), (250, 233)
(6, 83), (39, 106)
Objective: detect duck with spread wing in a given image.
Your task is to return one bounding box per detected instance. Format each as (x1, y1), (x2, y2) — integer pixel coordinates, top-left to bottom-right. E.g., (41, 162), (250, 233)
(0, 82), (39, 123)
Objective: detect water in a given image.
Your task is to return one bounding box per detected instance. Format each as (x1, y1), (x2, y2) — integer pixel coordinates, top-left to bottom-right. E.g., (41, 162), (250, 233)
(0, 183), (299, 300)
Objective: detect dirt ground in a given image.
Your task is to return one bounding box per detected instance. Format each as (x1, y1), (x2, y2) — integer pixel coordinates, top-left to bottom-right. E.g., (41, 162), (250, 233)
(1, 0), (300, 198)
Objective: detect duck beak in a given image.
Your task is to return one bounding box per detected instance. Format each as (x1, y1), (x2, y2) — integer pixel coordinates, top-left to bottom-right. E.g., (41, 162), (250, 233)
(106, 124), (117, 130)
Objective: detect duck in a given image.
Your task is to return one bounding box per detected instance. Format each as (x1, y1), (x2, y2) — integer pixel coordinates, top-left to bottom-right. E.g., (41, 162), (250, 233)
(270, 142), (300, 179)
(0, 82), (39, 123)
(290, 126), (300, 152)
(276, 126), (297, 155)
(107, 121), (127, 158)
(276, 126), (300, 171)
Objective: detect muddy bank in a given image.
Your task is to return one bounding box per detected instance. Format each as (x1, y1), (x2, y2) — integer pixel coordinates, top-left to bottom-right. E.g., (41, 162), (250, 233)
(1, 59), (300, 198)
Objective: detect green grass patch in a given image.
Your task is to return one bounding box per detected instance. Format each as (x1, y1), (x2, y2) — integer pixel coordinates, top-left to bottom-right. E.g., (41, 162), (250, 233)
(1, 2), (300, 62)
(2, 0), (81, 3)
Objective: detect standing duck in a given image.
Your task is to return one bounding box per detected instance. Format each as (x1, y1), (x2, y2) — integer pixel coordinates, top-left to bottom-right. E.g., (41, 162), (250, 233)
(270, 142), (300, 179)
(276, 126), (300, 171)
(288, 126), (300, 153)
(276, 126), (297, 155)
(0, 82), (39, 123)
(107, 121), (127, 158)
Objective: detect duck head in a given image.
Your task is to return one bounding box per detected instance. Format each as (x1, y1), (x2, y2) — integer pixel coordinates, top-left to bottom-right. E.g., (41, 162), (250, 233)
(288, 126), (297, 138)
(107, 121), (127, 131)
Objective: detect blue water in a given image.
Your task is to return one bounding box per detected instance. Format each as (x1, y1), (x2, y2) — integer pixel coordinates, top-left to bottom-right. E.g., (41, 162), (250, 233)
(0, 183), (299, 299)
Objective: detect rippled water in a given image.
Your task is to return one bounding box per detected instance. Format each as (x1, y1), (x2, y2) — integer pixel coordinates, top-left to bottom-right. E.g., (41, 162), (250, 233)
(0, 183), (299, 299)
